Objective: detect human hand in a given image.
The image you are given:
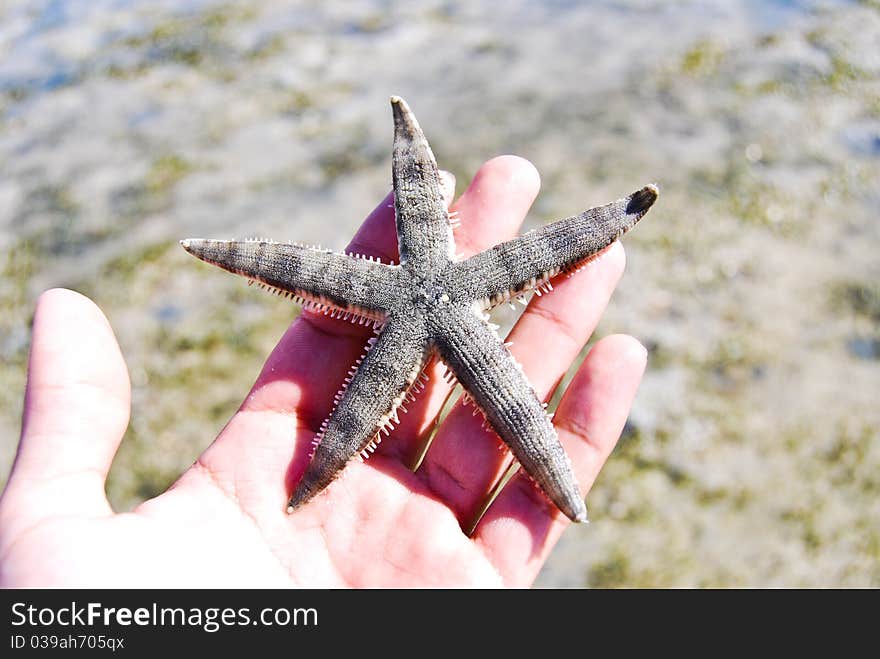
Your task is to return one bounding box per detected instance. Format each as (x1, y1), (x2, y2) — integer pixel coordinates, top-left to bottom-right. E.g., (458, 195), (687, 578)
(0, 156), (646, 587)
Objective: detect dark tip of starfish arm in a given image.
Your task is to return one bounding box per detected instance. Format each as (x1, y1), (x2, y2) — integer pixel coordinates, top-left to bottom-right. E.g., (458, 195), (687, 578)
(179, 238), (229, 268)
(180, 237), (213, 255)
(626, 183), (660, 216)
(390, 95), (421, 137)
(389, 95), (407, 115)
(559, 494), (589, 523)
(286, 484), (312, 514)
(180, 238), (209, 260)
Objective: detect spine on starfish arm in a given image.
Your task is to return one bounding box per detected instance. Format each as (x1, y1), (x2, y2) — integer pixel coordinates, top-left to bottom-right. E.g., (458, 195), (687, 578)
(180, 238), (395, 325)
(453, 184), (659, 309)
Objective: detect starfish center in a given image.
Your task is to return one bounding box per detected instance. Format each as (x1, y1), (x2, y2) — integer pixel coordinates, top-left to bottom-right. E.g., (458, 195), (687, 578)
(411, 279), (451, 309)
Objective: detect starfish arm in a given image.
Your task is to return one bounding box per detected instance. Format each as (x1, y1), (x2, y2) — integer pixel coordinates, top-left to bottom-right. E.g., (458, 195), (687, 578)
(432, 305), (587, 522)
(390, 96), (453, 269)
(453, 184), (658, 307)
(287, 316), (430, 511)
(180, 239), (396, 320)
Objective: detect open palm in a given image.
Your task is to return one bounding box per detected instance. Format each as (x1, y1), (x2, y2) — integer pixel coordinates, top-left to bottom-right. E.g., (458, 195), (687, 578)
(0, 157), (646, 587)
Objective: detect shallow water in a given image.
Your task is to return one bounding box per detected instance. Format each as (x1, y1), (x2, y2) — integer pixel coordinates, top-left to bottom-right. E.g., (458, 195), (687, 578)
(1, 0), (878, 586)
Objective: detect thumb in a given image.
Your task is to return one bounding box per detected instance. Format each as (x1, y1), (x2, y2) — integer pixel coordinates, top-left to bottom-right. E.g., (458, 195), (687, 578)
(1, 289), (131, 525)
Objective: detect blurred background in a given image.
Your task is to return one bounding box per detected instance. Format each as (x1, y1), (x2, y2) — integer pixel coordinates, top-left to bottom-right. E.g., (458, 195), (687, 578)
(1, 0), (878, 586)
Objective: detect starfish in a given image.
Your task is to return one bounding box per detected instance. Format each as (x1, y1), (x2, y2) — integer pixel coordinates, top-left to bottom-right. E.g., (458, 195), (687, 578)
(181, 96), (657, 523)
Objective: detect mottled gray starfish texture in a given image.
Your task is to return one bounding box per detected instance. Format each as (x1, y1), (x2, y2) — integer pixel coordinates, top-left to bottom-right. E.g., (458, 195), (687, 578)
(181, 96), (657, 523)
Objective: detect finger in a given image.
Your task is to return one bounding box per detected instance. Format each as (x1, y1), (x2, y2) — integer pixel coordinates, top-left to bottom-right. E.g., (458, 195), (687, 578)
(380, 155), (543, 466)
(474, 334), (647, 585)
(419, 241), (626, 528)
(0, 289), (131, 526)
(447, 155), (542, 257)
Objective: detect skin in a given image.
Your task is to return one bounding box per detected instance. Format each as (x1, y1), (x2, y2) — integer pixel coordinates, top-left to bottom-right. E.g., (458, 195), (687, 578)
(0, 156), (646, 587)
